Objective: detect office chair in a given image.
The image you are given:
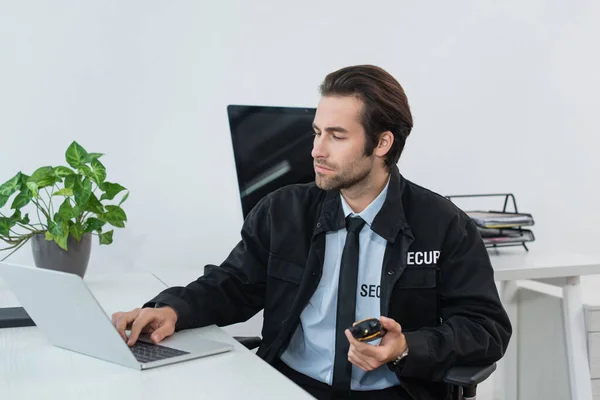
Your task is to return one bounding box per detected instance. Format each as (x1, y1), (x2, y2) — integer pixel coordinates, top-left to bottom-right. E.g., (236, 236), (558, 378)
(234, 336), (495, 400)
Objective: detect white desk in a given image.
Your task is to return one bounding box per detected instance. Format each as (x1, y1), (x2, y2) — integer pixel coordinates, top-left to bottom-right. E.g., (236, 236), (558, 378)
(0, 271), (312, 400)
(488, 248), (600, 400)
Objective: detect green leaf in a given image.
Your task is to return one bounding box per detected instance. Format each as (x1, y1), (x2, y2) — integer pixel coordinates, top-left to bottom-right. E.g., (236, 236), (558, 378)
(85, 153), (104, 163)
(74, 178), (92, 206)
(100, 182), (127, 201)
(99, 229), (113, 245)
(0, 210), (28, 236)
(10, 190), (32, 209)
(84, 193), (104, 214)
(0, 217), (13, 236)
(58, 198), (74, 221)
(102, 205), (127, 228)
(84, 217), (105, 233)
(9, 210), (23, 225)
(118, 191), (129, 206)
(45, 231), (53, 241)
(26, 181), (39, 198)
(64, 175), (77, 190)
(0, 194), (9, 208)
(54, 166), (75, 178)
(53, 212), (63, 224)
(29, 166), (58, 188)
(0, 173), (22, 197)
(65, 141), (89, 169)
(79, 161), (106, 186)
(69, 221), (84, 241)
(18, 173), (30, 187)
(71, 204), (83, 218)
(48, 220), (68, 250)
(89, 159), (107, 185)
(53, 188), (74, 197)
(53, 234), (68, 250)
(48, 220), (65, 237)
(78, 165), (92, 179)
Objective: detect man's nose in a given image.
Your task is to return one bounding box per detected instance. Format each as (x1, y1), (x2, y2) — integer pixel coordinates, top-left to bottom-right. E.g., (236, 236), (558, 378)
(311, 135), (327, 159)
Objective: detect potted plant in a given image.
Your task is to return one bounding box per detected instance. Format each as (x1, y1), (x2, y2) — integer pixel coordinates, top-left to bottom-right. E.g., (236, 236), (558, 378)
(0, 141), (128, 278)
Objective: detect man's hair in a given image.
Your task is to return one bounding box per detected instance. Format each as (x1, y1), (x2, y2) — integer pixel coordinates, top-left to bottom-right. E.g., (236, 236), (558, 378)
(319, 65), (413, 168)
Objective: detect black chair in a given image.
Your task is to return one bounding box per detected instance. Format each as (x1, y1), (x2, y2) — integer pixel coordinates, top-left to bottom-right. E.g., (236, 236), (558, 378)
(234, 336), (495, 400)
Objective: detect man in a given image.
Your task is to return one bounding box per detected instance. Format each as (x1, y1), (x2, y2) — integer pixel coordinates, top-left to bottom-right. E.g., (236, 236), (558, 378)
(112, 65), (512, 400)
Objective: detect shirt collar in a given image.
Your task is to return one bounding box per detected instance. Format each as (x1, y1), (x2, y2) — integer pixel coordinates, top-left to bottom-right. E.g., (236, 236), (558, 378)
(315, 165), (413, 243)
(340, 176), (391, 227)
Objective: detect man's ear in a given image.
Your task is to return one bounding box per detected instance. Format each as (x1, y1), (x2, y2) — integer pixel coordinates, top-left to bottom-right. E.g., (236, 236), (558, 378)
(374, 131), (394, 158)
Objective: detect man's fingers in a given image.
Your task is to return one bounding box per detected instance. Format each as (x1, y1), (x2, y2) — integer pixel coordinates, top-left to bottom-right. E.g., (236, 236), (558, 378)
(380, 316), (402, 333)
(111, 312), (121, 326)
(345, 329), (363, 348)
(348, 347), (380, 372)
(345, 330), (380, 359)
(114, 311), (139, 342)
(150, 323), (175, 344)
(111, 312), (124, 340)
(348, 348), (370, 371)
(127, 310), (154, 346)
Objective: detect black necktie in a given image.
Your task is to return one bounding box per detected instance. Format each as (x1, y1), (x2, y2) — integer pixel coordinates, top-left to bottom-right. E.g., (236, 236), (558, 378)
(332, 216), (366, 391)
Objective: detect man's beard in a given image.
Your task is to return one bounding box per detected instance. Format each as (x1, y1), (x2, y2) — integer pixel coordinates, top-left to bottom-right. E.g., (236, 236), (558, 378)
(315, 161), (372, 191)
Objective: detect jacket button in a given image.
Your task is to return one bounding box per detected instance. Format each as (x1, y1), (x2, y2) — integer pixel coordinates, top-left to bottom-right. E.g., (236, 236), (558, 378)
(316, 222), (321, 228)
(387, 270), (395, 275)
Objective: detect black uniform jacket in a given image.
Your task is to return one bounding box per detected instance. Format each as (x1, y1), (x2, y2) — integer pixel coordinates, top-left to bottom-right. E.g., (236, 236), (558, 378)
(145, 166), (512, 400)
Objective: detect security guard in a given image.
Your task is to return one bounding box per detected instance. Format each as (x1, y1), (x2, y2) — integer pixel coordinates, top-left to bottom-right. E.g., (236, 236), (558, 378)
(112, 65), (511, 400)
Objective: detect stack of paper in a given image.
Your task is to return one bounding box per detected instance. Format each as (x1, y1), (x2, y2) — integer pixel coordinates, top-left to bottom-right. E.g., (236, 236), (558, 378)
(466, 211), (535, 247)
(466, 211), (534, 229)
(477, 227), (535, 246)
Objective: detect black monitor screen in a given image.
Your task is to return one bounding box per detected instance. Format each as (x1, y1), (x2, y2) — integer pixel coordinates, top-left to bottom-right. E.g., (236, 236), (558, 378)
(227, 105), (316, 219)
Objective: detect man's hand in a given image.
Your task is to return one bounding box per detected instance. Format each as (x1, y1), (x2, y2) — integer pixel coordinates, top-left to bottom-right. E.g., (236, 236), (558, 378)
(345, 316), (407, 372)
(111, 306), (178, 346)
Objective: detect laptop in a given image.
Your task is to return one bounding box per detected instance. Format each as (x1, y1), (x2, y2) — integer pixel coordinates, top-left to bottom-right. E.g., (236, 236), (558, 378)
(0, 262), (233, 370)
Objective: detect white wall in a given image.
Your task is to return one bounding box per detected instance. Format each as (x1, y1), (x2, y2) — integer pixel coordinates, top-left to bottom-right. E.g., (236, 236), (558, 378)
(1, 0), (599, 306)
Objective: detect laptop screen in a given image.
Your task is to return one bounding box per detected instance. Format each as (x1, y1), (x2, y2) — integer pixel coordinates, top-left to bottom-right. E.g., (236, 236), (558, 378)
(227, 105), (316, 219)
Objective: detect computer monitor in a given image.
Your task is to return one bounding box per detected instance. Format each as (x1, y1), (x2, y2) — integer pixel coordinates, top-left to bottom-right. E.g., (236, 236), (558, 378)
(227, 105), (316, 219)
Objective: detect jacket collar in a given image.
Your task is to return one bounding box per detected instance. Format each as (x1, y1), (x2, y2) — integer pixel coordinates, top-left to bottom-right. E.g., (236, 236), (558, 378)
(314, 165), (413, 243)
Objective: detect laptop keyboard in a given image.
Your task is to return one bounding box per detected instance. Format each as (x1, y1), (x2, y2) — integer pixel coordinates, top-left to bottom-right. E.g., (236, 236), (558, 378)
(130, 340), (190, 363)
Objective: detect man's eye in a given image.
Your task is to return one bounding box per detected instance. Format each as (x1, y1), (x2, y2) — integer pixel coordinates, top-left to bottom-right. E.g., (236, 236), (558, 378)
(313, 131), (321, 136)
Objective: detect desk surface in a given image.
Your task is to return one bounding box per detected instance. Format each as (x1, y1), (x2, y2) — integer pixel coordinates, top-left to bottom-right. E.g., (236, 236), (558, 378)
(0, 271), (312, 400)
(488, 248), (600, 281)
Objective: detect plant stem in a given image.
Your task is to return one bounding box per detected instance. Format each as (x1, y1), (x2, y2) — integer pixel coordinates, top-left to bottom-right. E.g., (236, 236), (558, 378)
(32, 198), (50, 222)
(23, 222), (45, 228)
(16, 223), (43, 234)
(0, 236), (31, 262)
(0, 236), (22, 245)
(34, 200), (45, 226)
(44, 188), (54, 216)
(37, 195), (51, 217)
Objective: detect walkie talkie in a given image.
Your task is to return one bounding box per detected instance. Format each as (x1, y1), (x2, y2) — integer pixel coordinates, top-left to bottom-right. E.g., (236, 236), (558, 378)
(349, 318), (387, 342)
